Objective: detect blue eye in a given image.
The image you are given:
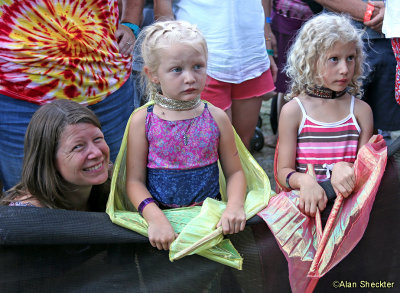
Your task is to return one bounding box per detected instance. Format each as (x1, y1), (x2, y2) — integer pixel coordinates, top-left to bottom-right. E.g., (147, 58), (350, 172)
(194, 64), (202, 70)
(172, 67), (182, 73)
(72, 144), (83, 151)
(329, 57), (338, 62)
(347, 55), (355, 61)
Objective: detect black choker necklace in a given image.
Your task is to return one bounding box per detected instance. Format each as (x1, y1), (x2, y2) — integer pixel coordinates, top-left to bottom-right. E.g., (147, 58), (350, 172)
(305, 85), (348, 99)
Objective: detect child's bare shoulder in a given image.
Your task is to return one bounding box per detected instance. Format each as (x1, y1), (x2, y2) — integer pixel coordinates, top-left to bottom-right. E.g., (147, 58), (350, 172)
(281, 98), (303, 118)
(208, 103), (230, 123)
(129, 108), (148, 126)
(353, 97), (371, 109)
(353, 98), (372, 116)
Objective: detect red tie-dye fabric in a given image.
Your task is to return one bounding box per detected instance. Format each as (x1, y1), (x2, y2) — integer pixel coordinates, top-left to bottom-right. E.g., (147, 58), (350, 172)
(392, 38), (400, 106)
(0, 0), (132, 105)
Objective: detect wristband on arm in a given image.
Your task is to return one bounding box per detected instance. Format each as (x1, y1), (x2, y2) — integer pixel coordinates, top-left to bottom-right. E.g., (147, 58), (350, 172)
(121, 22), (140, 39)
(138, 197), (158, 216)
(363, 2), (375, 22)
(286, 171), (296, 190)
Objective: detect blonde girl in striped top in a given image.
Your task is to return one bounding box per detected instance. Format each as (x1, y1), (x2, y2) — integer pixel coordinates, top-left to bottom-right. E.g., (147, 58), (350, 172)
(277, 13), (373, 217)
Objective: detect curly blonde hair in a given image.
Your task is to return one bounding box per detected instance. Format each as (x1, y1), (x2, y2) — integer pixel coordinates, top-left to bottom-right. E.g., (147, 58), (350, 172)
(139, 20), (208, 99)
(285, 13), (366, 100)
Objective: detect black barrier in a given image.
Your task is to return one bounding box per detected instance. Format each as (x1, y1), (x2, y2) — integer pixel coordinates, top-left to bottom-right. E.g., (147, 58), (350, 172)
(0, 148), (399, 292)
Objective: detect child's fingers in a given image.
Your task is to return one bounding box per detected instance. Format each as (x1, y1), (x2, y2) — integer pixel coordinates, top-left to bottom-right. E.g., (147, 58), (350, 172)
(309, 201), (317, 217)
(317, 195), (327, 212)
(240, 220), (246, 232)
(150, 239), (157, 248)
(298, 198), (306, 214)
(233, 221), (240, 234)
(304, 200), (312, 216)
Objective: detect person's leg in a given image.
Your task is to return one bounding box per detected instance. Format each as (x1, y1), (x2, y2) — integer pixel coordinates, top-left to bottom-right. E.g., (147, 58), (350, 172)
(89, 74), (136, 162)
(0, 95), (39, 190)
(362, 38), (400, 136)
(231, 97), (263, 149)
(231, 70), (275, 149)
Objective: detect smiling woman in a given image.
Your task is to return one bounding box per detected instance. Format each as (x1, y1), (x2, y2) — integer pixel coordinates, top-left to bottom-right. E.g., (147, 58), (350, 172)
(0, 100), (111, 211)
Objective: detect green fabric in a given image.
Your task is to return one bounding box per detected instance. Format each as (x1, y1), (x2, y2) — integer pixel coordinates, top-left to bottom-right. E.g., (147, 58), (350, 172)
(106, 101), (274, 270)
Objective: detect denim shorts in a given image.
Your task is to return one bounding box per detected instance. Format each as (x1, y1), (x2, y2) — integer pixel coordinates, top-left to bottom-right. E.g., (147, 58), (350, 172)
(0, 74), (135, 191)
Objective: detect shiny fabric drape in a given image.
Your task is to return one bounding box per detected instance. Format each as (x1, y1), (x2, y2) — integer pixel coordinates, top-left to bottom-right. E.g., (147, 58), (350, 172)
(258, 135), (387, 292)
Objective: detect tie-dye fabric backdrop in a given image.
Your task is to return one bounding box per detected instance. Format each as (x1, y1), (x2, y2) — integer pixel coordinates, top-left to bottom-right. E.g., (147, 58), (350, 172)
(0, 0), (132, 105)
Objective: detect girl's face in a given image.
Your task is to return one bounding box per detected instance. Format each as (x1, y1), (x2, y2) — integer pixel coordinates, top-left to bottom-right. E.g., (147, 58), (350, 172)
(319, 41), (356, 91)
(146, 43), (207, 101)
(55, 123), (110, 188)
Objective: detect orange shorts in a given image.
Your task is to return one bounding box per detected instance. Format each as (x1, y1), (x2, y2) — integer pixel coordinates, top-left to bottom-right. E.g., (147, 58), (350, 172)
(201, 69), (275, 110)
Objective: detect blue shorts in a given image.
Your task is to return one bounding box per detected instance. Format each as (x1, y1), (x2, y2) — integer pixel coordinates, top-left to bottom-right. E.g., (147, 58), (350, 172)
(0, 74), (135, 190)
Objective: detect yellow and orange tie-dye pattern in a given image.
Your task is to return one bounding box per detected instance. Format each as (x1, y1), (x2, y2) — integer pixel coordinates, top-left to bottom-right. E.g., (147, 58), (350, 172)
(0, 0), (132, 105)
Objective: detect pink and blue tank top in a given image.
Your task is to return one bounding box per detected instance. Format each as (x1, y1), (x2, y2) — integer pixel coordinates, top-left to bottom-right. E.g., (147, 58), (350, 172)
(294, 97), (360, 182)
(145, 103), (220, 208)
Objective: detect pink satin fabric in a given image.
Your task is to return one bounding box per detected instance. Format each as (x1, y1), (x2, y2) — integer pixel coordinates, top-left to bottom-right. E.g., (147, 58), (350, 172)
(258, 135), (387, 293)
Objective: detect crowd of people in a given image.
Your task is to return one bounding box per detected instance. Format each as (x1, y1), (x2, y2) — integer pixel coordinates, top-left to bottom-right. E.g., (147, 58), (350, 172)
(0, 0), (398, 260)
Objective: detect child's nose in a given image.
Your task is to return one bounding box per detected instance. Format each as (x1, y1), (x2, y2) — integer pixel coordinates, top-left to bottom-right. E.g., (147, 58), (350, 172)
(184, 71), (195, 83)
(340, 61), (349, 74)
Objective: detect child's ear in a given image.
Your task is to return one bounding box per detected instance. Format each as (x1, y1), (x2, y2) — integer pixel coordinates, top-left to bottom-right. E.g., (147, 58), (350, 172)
(144, 66), (159, 84)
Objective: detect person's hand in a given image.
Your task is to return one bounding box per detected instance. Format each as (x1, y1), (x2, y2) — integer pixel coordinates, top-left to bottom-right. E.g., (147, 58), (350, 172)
(331, 162), (355, 198)
(147, 216), (177, 250)
(116, 24), (136, 56)
(217, 205), (246, 235)
(269, 56), (278, 83)
(364, 1), (385, 34)
(298, 174), (328, 217)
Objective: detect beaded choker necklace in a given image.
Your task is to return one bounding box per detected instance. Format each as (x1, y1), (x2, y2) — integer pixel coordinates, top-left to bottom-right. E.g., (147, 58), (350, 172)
(153, 93), (201, 111)
(305, 85), (348, 99)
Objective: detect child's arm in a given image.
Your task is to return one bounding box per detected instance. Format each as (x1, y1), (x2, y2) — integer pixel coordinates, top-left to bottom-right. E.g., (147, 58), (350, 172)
(330, 99), (374, 198)
(126, 109), (177, 250)
(277, 101), (328, 217)
(209, 105), (247, 235)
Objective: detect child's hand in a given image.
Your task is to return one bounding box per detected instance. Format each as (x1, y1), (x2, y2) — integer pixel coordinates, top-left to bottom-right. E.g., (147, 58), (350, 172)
(331, 162), (355, 198)
(217, 205), (246, 235)
(147, 216), (178, 250)
(299, 174), (328, 217)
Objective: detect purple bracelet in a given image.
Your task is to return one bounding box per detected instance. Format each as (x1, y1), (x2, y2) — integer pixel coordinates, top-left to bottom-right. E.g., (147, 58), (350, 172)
(138, 197), (158, 216)
(286, 171), (296, 190)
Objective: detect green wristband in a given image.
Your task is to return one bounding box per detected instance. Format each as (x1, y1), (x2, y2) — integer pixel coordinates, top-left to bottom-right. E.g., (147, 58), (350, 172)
(267, 49), (274, 56)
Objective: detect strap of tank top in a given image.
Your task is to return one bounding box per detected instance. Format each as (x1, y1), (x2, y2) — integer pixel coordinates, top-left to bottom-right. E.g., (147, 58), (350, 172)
(147, 105), (154, 112)
(293, 97), (307, 116)
(293, 97), (307, 135)
(350, 96), (355, 115)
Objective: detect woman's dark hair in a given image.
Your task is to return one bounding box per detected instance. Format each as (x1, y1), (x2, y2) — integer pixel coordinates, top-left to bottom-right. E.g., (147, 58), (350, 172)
(1, 100), (108, 210)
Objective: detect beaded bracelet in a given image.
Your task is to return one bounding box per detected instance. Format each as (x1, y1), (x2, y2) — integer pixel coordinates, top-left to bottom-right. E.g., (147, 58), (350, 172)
(363, 3), (374, 23)
(121, 22), (140, 39)
(138, 197), (158, 216)
(286, 171), (296, 190)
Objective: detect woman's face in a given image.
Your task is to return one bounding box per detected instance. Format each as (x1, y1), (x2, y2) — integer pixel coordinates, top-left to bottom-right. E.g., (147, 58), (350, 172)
(55, 123), (110, 188)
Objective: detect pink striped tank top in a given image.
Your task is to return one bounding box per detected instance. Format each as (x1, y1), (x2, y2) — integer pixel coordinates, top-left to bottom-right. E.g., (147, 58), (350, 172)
(294, 97), (361, 182)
